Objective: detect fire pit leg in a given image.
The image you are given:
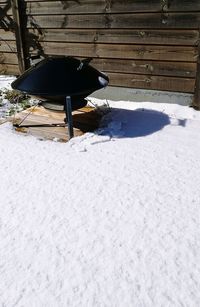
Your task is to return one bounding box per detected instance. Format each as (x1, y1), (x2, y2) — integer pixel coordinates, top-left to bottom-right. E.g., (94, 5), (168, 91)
(65, 96), (74, 139)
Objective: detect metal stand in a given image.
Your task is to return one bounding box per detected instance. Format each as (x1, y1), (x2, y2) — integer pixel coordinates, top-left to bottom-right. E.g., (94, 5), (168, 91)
(65, 96), (74, 139)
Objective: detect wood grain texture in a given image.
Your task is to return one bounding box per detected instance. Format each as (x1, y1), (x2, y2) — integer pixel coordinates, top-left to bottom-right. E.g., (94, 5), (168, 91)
(0, 29), (15, 40)
(26, 28), (199, 46)
(91, 58), (196, 78)
(108, 72), (195, 93)
(28, 42), (198, 62)
(0, 52), (18, 64)
(0, 63), (19, 74)
(23, 0), (200, 13)
(26, 13), (200, 29)
(0, 40), (17, 52)
(13, 106), (102, 142)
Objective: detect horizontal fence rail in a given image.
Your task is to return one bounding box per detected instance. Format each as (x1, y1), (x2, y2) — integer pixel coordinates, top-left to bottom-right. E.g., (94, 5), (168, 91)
(0, 0), (200, 108)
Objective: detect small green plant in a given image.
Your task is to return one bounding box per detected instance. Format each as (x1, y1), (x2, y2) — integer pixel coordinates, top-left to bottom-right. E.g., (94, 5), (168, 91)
(1, 89), (33, 117)
(19, 99), (31, 109)
(8, 106), (16, 116)
(3, 89), (29, 104)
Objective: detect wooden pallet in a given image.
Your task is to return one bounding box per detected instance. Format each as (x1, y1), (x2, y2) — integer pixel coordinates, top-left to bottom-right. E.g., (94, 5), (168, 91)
(11, 105), (102, 142)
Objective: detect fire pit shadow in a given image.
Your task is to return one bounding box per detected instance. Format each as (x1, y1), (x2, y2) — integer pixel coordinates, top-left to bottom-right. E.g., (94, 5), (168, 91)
(100, 108), (171, 138)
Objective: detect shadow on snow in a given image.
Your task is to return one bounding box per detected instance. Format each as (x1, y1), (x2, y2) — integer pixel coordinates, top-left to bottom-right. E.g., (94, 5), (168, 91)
(100, 108), (183, 138)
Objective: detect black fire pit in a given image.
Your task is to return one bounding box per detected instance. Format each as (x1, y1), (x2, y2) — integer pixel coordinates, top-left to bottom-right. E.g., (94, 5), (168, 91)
(11, 56), (109, 138)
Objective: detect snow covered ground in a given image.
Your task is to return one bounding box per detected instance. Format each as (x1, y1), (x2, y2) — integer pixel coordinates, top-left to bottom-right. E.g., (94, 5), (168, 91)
(1, 76), (200, 306)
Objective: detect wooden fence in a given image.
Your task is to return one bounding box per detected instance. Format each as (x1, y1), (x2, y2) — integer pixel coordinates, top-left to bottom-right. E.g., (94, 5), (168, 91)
(0, 0), (200, 108)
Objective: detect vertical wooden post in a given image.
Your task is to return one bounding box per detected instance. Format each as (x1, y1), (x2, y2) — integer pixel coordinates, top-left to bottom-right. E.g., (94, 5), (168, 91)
(11, 0), (26, 73)
(193, 30), (200, 110)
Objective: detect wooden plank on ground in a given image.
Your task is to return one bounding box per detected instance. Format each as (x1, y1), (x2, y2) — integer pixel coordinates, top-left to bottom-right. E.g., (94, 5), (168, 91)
(12, 106), (102, 142)
(26, 13), (200, 29)
(15, 124), (84, 141)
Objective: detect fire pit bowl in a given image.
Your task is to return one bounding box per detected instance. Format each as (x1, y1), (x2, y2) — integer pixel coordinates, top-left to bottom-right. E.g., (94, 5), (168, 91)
(11, 56), (109, 138)
(11, 56), (109, 107)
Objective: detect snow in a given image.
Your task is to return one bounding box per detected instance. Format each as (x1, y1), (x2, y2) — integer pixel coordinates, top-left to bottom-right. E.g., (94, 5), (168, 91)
(1, 76), (200, 306)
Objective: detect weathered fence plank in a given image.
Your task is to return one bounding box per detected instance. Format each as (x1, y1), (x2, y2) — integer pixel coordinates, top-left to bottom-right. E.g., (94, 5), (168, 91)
(26, 29), (199, 46)
(0, 40), (17, 52)
(26, 13), (200, 30)
(0, 52), (18, 64)
(0, 63), (19, 74)
(28, 42), (198, 62)
(108, 73), (195, 93)
(91, 59), (196, 78)
(0, 29), (15, 40)
(23, 0), (200, 13)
